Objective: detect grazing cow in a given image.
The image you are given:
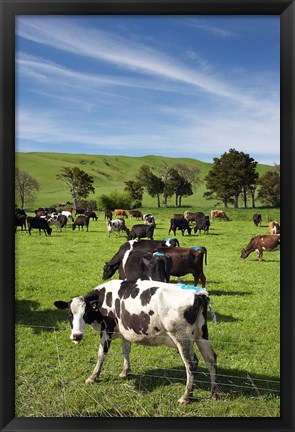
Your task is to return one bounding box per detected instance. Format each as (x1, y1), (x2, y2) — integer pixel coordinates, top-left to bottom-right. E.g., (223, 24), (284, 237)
(75, 208), (85, 216)
(129, 210), (143, 219)
(120, 250), (173, 282)
(48, 215), (62, 231)
(210, 210), (230, 221)
(85, 211), (98, 221)
(115, 209), (128, 218)
(143, 214), (155, 225)
(15, 214), (27, 232)
(57, 214), (68, 228)
(155, 246), (207, 287)
(62, 210), (74, 222)
(128, 223), (156, 240)
(268, 221), (280, 234)
(102, 239), (178, 280)
(104, 210), (113, 220)
(169, 218), (191, 236)
(107, 219), (130, 237)
(194, 216), (210, 235)
(253, 213), (262, 227)
(240, 234), (280, 261)
(184, 211), (205, 224)
(27, 216), (52, 236)
(54, 279), (218, 404)
(72, 215), (89, 232)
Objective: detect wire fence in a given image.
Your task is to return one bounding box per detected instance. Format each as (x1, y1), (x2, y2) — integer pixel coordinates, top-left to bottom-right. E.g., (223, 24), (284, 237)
(15, 322), (280, 399)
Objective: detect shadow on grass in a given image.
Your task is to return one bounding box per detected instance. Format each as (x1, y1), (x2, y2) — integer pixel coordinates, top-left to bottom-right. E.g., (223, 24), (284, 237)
(16, 299), (69, 333)
(128, 365), (280, 399)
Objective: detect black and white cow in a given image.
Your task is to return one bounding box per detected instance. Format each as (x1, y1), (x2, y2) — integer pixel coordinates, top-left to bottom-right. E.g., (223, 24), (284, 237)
(107, 219), (130, 237)
(119, 250), (172, 282)
(48, 215), (62, 232)
(102, 239), (179, 280)
(54, 279), (218, 404)
(143, 214), (155, 225)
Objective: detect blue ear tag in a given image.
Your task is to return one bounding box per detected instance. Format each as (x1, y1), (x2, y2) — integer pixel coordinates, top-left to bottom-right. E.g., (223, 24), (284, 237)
(153, 252), (165, 257)
(175, 283), (205, 292)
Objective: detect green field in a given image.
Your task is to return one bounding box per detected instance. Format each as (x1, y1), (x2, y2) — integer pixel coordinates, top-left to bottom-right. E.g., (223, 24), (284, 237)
(15, 152), (275, 209)
(15, 206), (280, 417)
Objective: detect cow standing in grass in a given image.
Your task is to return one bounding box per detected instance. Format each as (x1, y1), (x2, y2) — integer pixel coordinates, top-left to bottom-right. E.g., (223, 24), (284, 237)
(54, 279), (218, 404)
(240, 234), (280, 261)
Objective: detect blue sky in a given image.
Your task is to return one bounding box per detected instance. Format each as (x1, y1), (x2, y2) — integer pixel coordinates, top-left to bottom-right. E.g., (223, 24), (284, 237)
(16, 15), (280, 165)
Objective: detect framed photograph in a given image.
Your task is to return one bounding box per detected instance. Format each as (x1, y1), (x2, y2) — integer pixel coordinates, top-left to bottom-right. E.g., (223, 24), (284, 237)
(1, 0), (294, 431)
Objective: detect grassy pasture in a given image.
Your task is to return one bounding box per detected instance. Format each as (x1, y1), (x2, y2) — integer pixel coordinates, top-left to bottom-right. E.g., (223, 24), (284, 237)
(15, 206), (280, 417)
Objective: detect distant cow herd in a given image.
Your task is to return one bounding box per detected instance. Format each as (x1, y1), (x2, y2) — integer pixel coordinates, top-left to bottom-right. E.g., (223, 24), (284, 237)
(16, 204), (280, 403)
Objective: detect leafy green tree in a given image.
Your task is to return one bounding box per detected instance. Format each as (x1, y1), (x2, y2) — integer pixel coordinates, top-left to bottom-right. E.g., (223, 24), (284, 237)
(56, 167), (95, 210)
(136, 165), (164, 208)
(257, 170), (280, 207)
(204, 149), (259, 208)
(98, 191), (132, 210)
(124, 180), (144, 208)
(15, 168), (40, 208)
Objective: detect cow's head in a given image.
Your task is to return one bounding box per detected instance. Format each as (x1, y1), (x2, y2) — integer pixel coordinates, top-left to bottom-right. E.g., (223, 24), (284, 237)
(240, 248), (250, 259)
(54, 296), (99, 344)
(102, 262), (116, 279)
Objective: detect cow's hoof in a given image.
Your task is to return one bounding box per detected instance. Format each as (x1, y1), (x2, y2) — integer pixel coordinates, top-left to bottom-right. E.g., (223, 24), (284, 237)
(211, 391), (219, 400)
(119, 371), (129, 379)
(178, 396), (190, 404)
(85, 376), (95, 384)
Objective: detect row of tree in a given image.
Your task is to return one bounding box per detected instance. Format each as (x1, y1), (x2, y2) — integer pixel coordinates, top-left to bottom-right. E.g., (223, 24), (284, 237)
(15, 148), (280, 210)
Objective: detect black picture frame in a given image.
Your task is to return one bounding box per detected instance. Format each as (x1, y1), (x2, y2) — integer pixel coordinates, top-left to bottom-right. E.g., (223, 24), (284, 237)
(1, 1), (294, 431)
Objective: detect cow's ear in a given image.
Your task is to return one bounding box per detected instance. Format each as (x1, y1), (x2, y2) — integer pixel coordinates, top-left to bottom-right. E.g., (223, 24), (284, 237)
(90, 300), (100, 311)
(54, 300), (69, 310)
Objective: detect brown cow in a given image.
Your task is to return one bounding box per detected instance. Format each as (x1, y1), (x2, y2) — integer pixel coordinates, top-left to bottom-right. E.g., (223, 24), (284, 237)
(173, 213), (185, 220)
(155, 246), (207, 287)
(104, 210), (113, 220)
(210, 210), (230, 221)
(240, 234), (280, 261)
(129, 210), (143, 219)
(268, 221), (280, 234)
(114, 209), (128, 218)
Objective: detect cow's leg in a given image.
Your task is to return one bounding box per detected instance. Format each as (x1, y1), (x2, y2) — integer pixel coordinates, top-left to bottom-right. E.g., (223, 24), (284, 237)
(85, 330), (112, 384)
(193, 272), (206, 288)
(255, 248), (264, 261)
(119, 339), (131, 378)
(196, 337), (218, 399)
(167, 332), (196, 404)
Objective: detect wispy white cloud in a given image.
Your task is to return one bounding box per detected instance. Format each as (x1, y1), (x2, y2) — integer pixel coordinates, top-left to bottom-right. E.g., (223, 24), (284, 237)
(16, 18), (276, 110)
(15, 17), (280, 165)
(184, 19), (235, 38)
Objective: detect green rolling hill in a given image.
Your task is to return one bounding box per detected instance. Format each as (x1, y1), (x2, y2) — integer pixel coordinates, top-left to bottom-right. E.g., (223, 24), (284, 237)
(15, 152), (275, 209)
